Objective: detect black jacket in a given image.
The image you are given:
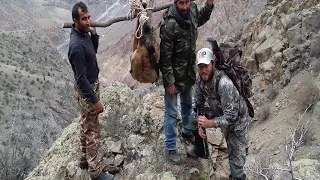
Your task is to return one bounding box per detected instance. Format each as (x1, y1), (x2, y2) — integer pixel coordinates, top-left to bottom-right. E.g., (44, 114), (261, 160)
(68, 27), (99, 104)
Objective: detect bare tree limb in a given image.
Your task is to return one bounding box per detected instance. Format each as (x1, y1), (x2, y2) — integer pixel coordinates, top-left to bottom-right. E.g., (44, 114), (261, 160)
(284, 104), (312, 180)
(63, 0), (195, 28)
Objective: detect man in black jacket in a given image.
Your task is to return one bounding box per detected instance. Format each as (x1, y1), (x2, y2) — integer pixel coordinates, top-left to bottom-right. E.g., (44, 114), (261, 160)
(68, 2), (113, 180)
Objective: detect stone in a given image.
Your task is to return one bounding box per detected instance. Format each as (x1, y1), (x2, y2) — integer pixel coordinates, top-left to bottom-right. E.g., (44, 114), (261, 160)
(272, 40), (285, 53)
(157, 171), (176, 180)
(135, 173), (156, 180)
(292, 158), (320, 179)
(103, 157), (114, 166)
(261, 60), (275, 73)
(110, 140), (122, 154)
(127, 134), (145, 148)
(189, 168), (200, 175)
(280, 13), (300, 29)
(273, 149), (281, 155)
(206, 128), (224, 146)
(310, 34), (320, 58)
(283, 47), (301, 62)
(257, 30), (267, 42)
(255, 36), (283, 63)
(301, 6), (320, 32)
(114, 154), (124, 167)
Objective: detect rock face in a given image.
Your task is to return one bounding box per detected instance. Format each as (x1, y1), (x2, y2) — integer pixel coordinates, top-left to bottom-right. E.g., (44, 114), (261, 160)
(241, 0), (320, 88)
(25, 82), (233, 180)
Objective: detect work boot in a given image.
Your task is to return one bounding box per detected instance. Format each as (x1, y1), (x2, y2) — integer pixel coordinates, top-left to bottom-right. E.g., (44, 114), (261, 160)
(93, 171), (115, 180)
(182, 132), (195, 145)
(167, 150), (180, 163)
(229, 174), (246, 180)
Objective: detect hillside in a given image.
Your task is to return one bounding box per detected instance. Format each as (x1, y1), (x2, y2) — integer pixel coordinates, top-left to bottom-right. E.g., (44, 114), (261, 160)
(26, 0), (320, 180)
(1, 0), (320, 179)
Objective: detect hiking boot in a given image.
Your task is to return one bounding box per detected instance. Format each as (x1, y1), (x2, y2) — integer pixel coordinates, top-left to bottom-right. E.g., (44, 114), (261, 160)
(93, 171), (115, 180)
(167, 150), (180, 163)
(229, 175), (246, 180)
(182, 132), (195, 144)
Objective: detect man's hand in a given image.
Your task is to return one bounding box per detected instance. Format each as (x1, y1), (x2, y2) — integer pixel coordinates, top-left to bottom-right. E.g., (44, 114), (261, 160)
(206, 0), (215, 7)
(94, 100), (104, 115)
(198, 126), (207, 139)
(198, 115), (215, 128)
(89, 27), (96, 35)
(166, 84), (176, 97)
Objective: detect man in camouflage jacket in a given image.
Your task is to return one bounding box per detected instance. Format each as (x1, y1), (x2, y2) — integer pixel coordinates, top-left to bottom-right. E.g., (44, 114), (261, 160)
(190, 48), (249, 180)
(159, 0), (215, 163)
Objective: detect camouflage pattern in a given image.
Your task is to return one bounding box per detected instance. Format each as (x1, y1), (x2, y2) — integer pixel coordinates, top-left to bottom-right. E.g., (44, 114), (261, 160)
(159, 2), (213, 91)
(74, 80), (102, 178)
(194, 69), (249, 179)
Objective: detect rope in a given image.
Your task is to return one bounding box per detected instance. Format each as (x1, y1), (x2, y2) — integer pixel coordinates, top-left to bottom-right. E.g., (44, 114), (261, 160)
(127, 0), (153, 39)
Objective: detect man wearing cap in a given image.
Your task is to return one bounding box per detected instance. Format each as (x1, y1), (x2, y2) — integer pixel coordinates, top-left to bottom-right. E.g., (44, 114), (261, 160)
(189, 47), (249, 180)
(159, 0), (215, 163)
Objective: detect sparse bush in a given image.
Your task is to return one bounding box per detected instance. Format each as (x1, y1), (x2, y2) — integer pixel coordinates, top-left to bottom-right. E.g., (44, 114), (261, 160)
(295, 82), (316, 113)
(266, 87), (278, 101)
(312, 59), (320, 73)
(30, 80), (35, 85)
(26, 91), (31, 97)
(257, 105), (270, 121)
(247, 156), (274, 180)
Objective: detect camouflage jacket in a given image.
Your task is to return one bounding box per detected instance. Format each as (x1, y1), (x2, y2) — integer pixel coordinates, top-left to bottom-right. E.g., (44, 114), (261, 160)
(194, 69), (249, 131)
(159, 2), (213, 92)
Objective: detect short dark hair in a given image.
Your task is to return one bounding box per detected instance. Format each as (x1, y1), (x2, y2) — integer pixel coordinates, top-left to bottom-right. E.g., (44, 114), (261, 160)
(72, 1), (88, 20)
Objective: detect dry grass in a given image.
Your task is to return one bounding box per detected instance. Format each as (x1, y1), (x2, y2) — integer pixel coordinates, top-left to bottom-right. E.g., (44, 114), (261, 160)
(295, 82), (316, 113)
(312, 59), (320, 73)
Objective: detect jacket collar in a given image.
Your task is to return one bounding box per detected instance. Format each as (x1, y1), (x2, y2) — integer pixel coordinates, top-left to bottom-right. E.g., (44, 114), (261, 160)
(71, 24), (87, 37)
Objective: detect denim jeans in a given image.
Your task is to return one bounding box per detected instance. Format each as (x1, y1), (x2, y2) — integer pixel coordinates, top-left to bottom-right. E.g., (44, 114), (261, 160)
(164, 86), (193, 150)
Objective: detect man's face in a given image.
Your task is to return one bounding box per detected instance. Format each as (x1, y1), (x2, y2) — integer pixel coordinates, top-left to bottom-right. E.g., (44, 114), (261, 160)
(74, 8), (91, 33)
(176, 0), (191, 14)
(198, 62), (214, 83)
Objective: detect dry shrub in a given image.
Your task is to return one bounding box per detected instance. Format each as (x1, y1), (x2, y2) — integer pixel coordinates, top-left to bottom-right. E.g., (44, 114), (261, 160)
(257, 104), (270, 121)
(312, 59), (320, 74)
(266, 87), (278, 101)
(295, 82), (316, 113)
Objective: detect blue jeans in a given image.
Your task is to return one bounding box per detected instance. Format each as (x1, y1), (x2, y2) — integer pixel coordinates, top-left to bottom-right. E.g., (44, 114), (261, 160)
(164, 87), (193, 150)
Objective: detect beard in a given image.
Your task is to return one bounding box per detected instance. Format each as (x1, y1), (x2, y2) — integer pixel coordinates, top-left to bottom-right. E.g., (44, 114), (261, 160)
(77, 22), (90, 33)
(80, 26), (90, 33)
(200, 70), (214, 84)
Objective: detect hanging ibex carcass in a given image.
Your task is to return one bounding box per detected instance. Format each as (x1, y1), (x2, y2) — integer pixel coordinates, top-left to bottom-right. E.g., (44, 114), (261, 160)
(129, 0), (159, 83)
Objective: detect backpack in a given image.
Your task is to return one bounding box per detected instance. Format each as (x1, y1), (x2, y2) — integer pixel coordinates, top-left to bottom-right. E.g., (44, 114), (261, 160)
(207, 38), (254, 118)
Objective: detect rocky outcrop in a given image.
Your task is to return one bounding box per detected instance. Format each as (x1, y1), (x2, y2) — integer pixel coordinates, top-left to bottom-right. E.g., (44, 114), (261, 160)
(241, 0), (320, 88)
(25, 82), (237, 179)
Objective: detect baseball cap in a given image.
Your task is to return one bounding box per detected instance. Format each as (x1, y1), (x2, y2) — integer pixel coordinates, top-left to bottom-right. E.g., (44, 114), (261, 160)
(196, 48), (214, 65)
